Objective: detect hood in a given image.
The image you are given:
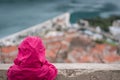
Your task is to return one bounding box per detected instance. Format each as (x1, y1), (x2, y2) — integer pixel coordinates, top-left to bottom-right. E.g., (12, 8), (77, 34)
(7, 36), (57, 80)
(14, 36), (46, 67)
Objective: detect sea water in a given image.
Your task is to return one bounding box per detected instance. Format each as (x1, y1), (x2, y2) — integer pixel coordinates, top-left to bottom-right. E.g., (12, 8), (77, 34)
(0, 0), (120, 38)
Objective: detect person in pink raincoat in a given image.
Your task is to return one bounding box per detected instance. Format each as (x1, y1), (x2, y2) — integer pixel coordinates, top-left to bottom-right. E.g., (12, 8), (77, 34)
(7, 36), (57, 80)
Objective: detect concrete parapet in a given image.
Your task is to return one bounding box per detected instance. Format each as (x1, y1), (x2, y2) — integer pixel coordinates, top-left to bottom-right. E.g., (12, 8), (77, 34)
(0, 63), (120, 80)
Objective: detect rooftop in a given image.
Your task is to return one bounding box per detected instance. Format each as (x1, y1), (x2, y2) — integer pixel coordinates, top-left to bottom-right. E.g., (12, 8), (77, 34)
(0, 13), (120, 64)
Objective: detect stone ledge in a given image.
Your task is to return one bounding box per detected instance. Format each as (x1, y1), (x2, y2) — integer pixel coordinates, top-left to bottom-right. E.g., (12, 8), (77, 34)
(0, 63), (120, 80)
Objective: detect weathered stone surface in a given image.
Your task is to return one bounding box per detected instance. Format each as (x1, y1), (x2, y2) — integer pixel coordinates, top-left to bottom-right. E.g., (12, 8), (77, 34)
(0, 63), (120, 80)
(112, 71), (120, 80)
(89, 71), (112, 80)
(0, 70), (7, 80)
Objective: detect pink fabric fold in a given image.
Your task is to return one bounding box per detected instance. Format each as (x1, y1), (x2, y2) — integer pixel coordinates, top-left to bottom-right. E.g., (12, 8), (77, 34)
(7, 36), (57, 80)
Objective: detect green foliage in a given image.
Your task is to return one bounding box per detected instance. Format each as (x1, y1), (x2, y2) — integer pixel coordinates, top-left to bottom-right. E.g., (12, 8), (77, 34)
(95, 39), (104, 44)
(104, 40), (118, 46)
(95, 39), (117, 46)
(85, 15), (120, 32)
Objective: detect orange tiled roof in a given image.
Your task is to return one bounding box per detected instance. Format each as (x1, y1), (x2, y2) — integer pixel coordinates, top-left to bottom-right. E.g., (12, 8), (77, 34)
(46, 50), (56, 58)
(1, 30), (120, 63)
(104, 54), (120, 63)
(80, 55), (91, 63)
(1, 46), (17, 54)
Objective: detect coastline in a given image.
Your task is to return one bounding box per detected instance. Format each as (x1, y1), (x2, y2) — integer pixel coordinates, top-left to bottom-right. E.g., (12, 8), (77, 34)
(0, 12), (70, 46)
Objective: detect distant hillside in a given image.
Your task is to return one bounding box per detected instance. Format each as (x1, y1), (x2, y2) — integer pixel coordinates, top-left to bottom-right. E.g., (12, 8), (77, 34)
(85, 15), (120, 32)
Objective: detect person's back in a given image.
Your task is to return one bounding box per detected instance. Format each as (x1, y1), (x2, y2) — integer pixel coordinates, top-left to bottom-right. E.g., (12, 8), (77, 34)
(7, 36), (57, 80)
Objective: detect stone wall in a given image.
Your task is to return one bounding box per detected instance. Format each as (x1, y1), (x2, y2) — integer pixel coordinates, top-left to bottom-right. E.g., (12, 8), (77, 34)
(0, 63), (120, 80)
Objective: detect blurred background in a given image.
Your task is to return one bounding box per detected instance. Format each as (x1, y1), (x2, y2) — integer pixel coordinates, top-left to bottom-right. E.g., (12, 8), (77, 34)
(0, 0), (120, 64)
(0, 0), (120, 38)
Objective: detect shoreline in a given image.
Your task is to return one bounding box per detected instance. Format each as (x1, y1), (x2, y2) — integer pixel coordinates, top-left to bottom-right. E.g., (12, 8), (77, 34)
(0, 12), (70, 46)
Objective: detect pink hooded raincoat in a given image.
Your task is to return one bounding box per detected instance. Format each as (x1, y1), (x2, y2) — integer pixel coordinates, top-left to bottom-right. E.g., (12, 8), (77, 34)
(7, 36), (57, 80)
